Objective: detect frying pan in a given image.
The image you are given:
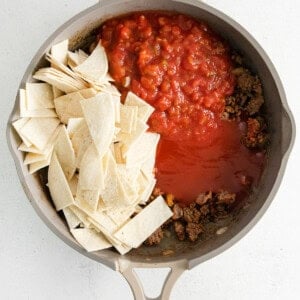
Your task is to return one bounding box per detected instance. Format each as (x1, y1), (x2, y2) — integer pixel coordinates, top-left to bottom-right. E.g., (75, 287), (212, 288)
(6, 0), (296, 299)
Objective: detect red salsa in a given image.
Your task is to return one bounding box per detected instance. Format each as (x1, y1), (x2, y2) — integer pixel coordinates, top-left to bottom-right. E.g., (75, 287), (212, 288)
(100, 12), (265, 204)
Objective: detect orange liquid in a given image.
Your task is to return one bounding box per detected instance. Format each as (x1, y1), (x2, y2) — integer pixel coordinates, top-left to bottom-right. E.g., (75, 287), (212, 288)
(155, 120), (265, 203)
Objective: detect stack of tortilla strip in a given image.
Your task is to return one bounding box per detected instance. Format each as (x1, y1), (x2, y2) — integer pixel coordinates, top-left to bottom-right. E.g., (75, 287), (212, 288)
(13, 40), (172, 254)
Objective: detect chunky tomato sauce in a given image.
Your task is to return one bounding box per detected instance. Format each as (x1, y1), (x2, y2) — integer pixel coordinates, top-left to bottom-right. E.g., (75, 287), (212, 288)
(101, 12), (234, 139)
(100, 12), (265, 203)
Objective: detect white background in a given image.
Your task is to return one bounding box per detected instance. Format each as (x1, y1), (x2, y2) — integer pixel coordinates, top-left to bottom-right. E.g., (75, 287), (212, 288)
(0, 1), (299, 299)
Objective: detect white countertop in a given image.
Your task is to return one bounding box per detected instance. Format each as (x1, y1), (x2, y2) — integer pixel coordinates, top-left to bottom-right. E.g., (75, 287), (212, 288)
(1, 1), (299, 299)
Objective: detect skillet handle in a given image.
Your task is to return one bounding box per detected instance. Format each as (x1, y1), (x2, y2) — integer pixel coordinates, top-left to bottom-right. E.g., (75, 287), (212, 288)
(118, 259), (188, 300)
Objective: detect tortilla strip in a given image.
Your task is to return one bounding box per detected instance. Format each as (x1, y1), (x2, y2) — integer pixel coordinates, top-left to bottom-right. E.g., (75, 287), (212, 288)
(113, 142), (125, 164)
(138, 178), (157, 205)
(114, 244), (132, 255)
(54, 92), (85, 124)
(51, 39), (68, 65)
(75, 202), (118, 232)
(125, 92), (155, 122)
(77, 50), (89, 64)
(135, 205), (143, 213)
(54, 126), (76, 180)
(87, 217), (124, 247)
(76, 189), (101, 213)
(69, 119), (93, 168)
(24, 152), (49, 165)
(68, 50), (88, 69)
(101, 152), (131, 206)
(25, 83), (54, 109)
(114, 196), (173, 248)
(120, 105), (138, 134)
(18, 143), (43, 154)
(20, 88), (57, 118)
(63, 207), (81, 229)
(66, 118), (84, 138)
(52, 87), (64, 99)
(105, 204), (136, 227)
(117, 164), (140, 187)
(116, 164), (139, 201)
(23, 109), (57, 118)
(103, 73), (114, 82)
(93, 82), (121, 97)
(74, 43), (108, 84)
(86, 219), (130, 255)
(101, 150), (110, 176)
(76, 145), (105, 211)
(26, 124), (62, 159)
(20, 117), (60, 150)
(46, 53), (87, 85)
(78, 144), (105, 191)
(80, 93), (115, 158)
(48, 153), (74, 211)
(78, 88), (98, 99)
(69, 205), (91, 228)
(51, 41), (67, 99)
(29, 150), (52, 174)
(120, 120), (149, 157)
(20, 86), (56, 118)
(18, 122), (61, 155)
(71, 228), (111, 252)
(126, 132), (160, 167)
(12, 118), (32, 147)
(67, 52), (78, 69)
(34, 67), (87, 93)
(112, 95), (121, 124)
(136, 170), (148, 189)
(141, 154), (156, 180)
(68, 175), (78, 197)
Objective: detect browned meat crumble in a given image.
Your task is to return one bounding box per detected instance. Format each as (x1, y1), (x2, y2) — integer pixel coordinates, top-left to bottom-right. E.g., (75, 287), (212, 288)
(144, 190), (237, 245)
(144, 227), (164, 246)
(242, 117), (268, 149)
(223, 53), (268, 149)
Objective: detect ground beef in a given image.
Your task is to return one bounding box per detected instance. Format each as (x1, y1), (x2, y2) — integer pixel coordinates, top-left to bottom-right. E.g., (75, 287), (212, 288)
(246, 94), (264, 116)
(237, 70), (255, 92)
(186, 222), (203, 242)
(231, 52), (243, 65)
(172, 203), (183, 220)
(174, 221), (185, 241)
(196, 191), (212, 205)
(242, 117), (268, 149)
(216, 191), (236, 205)
(183, 203), (201, 223)
(144, 190), (237, 246)
(144, 227), (164, 246)
(199, 204), (210, 216)
(224, 67), (264, 120)
(214, 205), (229, 220)
(161, 218), (173, 229)
(222, 62), (268, 151)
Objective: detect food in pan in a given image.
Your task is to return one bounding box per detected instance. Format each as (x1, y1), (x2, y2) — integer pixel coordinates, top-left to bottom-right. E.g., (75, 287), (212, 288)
(13, 11), (268, 254)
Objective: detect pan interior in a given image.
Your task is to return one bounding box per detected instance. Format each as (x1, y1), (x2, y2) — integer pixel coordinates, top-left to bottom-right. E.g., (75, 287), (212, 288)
(9, 0), (289, 266)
